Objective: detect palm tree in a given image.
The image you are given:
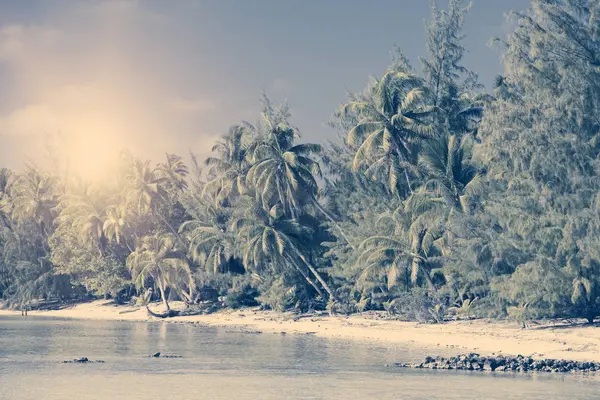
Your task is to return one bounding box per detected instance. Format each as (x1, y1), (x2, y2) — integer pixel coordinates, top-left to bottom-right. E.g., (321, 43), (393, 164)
(378, 135), (484, 294)
(123, 159), (183, 242)
(357, 210), (438, 294)
(102, 203), (133, 251)
(203, 125), (251, 202)
(0, 168), (13, 230)
(155, 153), (189, 192)
(342, 69), (437, 196)
(235, 200), (336, 301)
(56, 179), (108, 256)
(246, 104), (353, 247)
(418, 134), (485, 213)
(179, 198), (237, 274)
(124, 159), (165, 215)
(6, 165), (59, 239)
(126, 233), (192, 311)
(445, 91), (493, 138)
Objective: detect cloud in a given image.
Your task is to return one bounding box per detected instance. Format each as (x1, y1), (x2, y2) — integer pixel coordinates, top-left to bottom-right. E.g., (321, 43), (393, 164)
(0, 2), (225, 174)
(0, 103), (58, 137)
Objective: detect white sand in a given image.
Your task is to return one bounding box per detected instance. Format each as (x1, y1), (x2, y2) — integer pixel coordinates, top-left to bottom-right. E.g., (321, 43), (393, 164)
(2, 300), (600, 361)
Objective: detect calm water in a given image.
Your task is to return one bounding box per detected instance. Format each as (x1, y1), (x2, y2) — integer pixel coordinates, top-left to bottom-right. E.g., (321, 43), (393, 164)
(1, 316), (600, 399)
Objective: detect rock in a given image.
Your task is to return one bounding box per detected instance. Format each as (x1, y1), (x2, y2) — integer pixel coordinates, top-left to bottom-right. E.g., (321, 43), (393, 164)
(394, 353), (600, 374)
(62, 357), (104, 364)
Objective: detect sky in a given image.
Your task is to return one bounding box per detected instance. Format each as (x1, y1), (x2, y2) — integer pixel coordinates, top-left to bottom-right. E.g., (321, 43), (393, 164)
(0, 0), (529, 180)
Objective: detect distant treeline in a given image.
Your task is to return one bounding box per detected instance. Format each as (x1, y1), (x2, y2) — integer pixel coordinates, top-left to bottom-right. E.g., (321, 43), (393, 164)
(2, 0), (599, 323)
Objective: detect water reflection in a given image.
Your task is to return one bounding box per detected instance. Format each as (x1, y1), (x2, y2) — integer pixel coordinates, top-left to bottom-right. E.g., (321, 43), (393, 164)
(1, 315), (600, 400)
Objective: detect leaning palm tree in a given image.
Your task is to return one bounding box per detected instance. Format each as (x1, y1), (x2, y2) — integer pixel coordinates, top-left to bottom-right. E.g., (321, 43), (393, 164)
(245, 101), (353, 247)
(342, 69), (437, 196)
(235, 200), (337, 301)
(126, 233), (193, 311)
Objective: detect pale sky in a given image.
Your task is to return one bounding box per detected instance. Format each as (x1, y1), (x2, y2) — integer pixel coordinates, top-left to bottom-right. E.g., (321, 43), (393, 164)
(0, 0), (529, 180)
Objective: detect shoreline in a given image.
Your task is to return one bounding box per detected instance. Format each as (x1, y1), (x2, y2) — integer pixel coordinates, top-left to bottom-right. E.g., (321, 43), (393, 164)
(2, 300), (600, 362)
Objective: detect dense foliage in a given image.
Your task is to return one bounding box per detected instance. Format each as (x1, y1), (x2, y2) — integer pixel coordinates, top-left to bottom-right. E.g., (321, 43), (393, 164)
(2, 0), (599, 323)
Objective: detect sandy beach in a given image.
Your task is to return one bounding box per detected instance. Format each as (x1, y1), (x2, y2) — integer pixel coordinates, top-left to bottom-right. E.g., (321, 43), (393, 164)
(2, 300), (600, 362)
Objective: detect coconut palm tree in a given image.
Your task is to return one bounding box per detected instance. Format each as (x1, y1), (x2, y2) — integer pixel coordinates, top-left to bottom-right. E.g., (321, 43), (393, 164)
(126, 233), (192, 311)
(124, 159), (165, 215)
(6, 165), (60, 238)
(203, 125), (251, 202)
(0, 168), (13, 230)
(102, 203), (133, 251)
(155, 153), (189, 192)
(342, 69), (437, 196)
(235, 200), (336, 301)
(179, 198), (237, 274)
(246, 105), (353, 247)
(123, 159), (184, 242)
(418, 134), (485, 213)
(357, 208), (439, 294)
(56, 179), (108, 256)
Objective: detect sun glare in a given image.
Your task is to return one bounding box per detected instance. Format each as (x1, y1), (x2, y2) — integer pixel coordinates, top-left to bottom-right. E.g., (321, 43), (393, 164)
(66, 133), (121, 182)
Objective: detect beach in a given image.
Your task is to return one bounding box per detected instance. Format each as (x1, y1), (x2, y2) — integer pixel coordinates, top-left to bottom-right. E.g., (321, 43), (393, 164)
(2, 300), (600, 362)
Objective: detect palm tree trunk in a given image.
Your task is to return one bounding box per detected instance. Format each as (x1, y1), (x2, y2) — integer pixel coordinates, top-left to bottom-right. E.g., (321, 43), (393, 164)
(97, 240), (104, 258)
(285, 255), (324, 298)
(411, 258), (436, 293)
(404, 169), (413, 194)
(124, 241), (134, 253)
(311, 197), (355, 249)
(157, 212), (185, 246)
(157, 279), (170, 311)
(419, 260), (436, 293)
(295, 251), (338, 302)
(155, 213), (197, 293)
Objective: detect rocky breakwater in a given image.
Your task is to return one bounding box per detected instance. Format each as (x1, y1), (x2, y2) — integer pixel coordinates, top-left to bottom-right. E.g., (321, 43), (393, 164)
(393, 353), (600, 373)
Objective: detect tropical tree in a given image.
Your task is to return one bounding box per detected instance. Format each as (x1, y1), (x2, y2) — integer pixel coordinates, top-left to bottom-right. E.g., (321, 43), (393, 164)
(126, 233), (193, 310)
(235, 199), (336, 302)
(5, 165), (60, 239)
(246, 98), (353, 247)
(179, 197), (237, 274)
(103, 203), (134, 251)
(56, 180), (108, 256)
(341, 69), (436, 197)
(156, 153), (189, 193)
(418, 134), (485, 213)
(203, 125), (251, 202)
(123, 158), (185, 243)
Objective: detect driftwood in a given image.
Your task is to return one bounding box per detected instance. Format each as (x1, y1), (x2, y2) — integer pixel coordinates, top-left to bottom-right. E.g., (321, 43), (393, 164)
(145, 302), (223, 318)
(145, 305), (180, 318)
